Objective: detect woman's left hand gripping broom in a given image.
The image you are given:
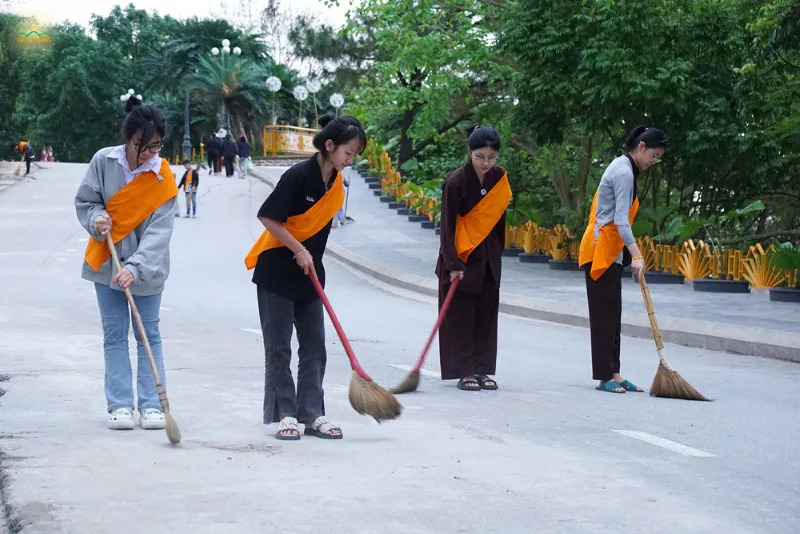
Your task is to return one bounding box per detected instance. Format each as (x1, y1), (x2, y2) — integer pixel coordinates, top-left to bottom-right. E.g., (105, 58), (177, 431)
(308, 274), (402, 422)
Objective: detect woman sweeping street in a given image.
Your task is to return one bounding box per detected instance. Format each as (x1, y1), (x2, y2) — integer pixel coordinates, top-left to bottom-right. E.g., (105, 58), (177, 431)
(578, 126), (668, 394)
(245, 114), (366, 440)
(436, 126), (511, 392)
(74, 95), (178, 429)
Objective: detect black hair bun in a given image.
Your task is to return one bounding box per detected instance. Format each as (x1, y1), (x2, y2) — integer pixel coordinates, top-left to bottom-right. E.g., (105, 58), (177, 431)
(466, 124), (481, 137)
(125, 95), (142, 113)
(318, 113), (336, 129)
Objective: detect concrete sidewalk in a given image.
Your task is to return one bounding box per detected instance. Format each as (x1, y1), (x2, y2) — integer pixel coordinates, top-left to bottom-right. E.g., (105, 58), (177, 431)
(252, 167), (800, 363)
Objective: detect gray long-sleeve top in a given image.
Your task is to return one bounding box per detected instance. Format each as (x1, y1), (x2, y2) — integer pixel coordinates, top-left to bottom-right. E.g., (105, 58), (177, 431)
(75, 146), (177, 296)
(592, 155), (638, 264)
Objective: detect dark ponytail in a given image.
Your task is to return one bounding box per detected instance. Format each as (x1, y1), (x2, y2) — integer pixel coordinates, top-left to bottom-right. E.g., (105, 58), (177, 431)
(312, 114), (367, 156)
(467, 125), (502, 151)
(122, 95), (166, 161)
(625, 125), (668, 151)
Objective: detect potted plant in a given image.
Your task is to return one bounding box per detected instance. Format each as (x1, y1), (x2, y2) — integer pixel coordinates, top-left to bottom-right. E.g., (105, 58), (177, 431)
(660, 201), (765, 293)
(770, 242), (800, 303)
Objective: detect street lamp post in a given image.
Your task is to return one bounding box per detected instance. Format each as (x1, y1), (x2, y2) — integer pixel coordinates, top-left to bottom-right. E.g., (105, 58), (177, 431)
(211, 39), (241, 133)
(181, 91), (191, 162)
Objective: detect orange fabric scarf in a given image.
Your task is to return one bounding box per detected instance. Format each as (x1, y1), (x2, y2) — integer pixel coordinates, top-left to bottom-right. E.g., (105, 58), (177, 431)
(184, 169), (194, 192)
(578, 191), (640, 280)
(245, 174), (344, 270)
(84, 159), (178, 271)
(454, 172), (512, 263)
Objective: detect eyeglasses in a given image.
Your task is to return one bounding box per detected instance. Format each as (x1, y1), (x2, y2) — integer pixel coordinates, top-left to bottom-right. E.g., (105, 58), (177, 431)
(134, 141), (163, 154)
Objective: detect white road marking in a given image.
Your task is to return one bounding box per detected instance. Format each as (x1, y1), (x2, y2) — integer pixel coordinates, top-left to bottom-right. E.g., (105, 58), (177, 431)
(76, 238), (88, 243)
(241, 328), (262, 335)
(389, 363), (440, 379)
(160, 307), (171, 312)
(612, 430), (716, 457)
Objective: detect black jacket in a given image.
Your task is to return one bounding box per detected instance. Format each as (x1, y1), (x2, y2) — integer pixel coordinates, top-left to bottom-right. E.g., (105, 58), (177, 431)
(222, 139), (236, 158)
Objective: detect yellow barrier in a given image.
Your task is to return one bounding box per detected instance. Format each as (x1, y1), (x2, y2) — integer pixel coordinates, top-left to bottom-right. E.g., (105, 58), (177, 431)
(262, 125), (319, 157)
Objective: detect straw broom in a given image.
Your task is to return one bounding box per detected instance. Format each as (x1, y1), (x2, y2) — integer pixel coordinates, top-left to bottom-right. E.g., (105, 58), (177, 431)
(638, 273), (712, 402)
(107, 238), (183, 443)
(309, 275), (402, 422)
(392, 278), (460, 394)
(12, 156), (23, 176)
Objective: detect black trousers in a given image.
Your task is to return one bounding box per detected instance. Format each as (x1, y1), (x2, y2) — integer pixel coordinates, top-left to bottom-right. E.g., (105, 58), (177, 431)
(207, 152), (219, 173)
(224, 156), (235, 177)
(584, 263), (623, 382)
(257, 287), (327, 424)
(24, 157), (31, 175)
(438, 269), (499, 380)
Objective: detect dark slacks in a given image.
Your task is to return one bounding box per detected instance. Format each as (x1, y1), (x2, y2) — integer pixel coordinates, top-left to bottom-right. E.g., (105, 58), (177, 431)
(207, 152), (217, 173)
(438, 270), (499, 380)
(224, 157), (235, 177)
(257, 287), (327, 424)
(584, 262), (623, 382)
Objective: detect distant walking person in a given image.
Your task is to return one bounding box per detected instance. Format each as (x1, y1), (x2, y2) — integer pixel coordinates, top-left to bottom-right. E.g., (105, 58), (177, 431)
(74, 95), (178, 430)
(177, 158), (200, 218)
(578, 126), (668, 394)
(237, 135), (250, 178)
(10, 140), (36, 175)
(436, 126), (510, 392)
(222, 134), (237, 178)
(206, 134), (220, 175)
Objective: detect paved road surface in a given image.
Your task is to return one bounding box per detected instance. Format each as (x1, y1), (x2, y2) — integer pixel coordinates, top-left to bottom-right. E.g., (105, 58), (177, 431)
(0, 163), (798, 533)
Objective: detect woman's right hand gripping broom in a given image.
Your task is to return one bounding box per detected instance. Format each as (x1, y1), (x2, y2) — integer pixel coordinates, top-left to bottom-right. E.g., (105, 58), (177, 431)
(295, 248), (317, 279)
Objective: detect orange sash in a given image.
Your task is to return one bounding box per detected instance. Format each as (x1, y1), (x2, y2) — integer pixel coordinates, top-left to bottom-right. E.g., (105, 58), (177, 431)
(578, 190), (639, 280)
(84, 159), (178, 271)
(184, 170), (194, 192)
(245, 174), (345, 270)
(454, 172), (512, 263)
(18, 141), (27, 153)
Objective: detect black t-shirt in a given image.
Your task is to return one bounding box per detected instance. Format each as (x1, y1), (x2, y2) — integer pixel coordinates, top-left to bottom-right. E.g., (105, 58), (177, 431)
(252, 155), (337, 301)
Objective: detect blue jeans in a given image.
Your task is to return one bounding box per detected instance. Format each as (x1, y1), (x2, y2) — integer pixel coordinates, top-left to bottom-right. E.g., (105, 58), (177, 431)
(94, 283), (167, 412)
(186, 191), (197, 215)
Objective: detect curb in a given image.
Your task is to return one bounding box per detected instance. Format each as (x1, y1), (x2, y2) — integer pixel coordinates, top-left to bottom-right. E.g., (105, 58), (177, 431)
(252, 169), (800, 364)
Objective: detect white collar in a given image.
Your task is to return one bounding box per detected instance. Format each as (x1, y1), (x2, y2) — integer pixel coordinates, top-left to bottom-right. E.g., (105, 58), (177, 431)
(108, 144), (162, 175)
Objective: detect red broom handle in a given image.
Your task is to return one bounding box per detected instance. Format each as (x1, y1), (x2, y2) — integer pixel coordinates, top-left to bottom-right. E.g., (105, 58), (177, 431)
(309, 275), (372, 381)
(412, 277), (460, 372)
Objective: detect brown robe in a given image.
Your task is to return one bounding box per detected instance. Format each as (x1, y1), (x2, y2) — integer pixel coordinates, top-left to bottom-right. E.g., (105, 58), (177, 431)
(435, 163), (506, 380)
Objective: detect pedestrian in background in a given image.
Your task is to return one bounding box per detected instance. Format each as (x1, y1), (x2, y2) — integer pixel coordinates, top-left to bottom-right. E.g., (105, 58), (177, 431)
(177, 158), (200, 218)
(237, 135), (250, 179)
(222, 134), (237, 178)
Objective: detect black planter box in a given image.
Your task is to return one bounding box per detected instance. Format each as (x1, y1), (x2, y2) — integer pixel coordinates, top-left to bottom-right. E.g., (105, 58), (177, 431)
(435, 228), (441, 236)
(502, 248), (523, 257)
(364, 178), (380, 185)
(633, 272), (685, 285)
(388, 202), (403, 209)
(397, 208), (410, 216)
(373, 190), (384, 196)
(549, 259), (580, 271)
(520, 253), (551, 264)
(368, 183), (382, 190)
(693, 279), (750, 294)
(379, 196), (395, 203)
(408, 215), (428, 223)
(421, 221), (437, 229)
(770, 287), (800, 303)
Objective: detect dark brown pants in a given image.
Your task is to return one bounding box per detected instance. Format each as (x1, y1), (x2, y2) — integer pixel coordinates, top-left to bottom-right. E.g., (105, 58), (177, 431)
(584, 263), (623, 382)
(438, 271), (499, 380)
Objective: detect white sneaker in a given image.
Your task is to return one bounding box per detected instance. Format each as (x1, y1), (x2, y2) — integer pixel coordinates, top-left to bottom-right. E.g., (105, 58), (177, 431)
(108, 408), (135, 430)
(140, 408), (166, 430)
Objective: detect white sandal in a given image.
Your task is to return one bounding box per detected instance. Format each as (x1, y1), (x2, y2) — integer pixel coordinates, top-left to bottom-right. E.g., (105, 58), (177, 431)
(276, 417), (300, 441)
(304, 416), (343, 440)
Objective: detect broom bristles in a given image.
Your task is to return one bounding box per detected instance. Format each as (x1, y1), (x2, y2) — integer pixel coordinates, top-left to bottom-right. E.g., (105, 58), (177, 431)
(650, 362), (712, 402)
(349, 371), (402, 422)
(390, 370), (420, 395)
(165, 412), (181, 444)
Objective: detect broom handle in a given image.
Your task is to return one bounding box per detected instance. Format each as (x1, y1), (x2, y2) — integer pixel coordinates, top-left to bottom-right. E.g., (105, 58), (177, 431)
(309, 274), (372, 381)
(412, 277), (460, 372)
(638, 273), (668, 361)
(106, 236), (171, 412)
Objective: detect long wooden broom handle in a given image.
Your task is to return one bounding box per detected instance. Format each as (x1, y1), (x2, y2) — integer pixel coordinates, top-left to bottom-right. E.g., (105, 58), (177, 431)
(309, 274), (372, 381)
(412, 277), (460, 372)
(638, 273), (665, 351)
(106, 236), (170, 410)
